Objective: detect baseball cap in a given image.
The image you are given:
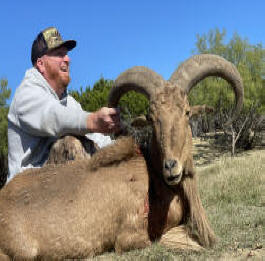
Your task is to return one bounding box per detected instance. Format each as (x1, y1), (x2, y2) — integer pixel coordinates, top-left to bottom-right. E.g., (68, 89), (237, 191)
(31, 27), (76, 65)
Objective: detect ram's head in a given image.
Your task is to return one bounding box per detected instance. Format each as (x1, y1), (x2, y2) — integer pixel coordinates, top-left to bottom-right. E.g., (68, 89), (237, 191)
(109, 54), (244, 186)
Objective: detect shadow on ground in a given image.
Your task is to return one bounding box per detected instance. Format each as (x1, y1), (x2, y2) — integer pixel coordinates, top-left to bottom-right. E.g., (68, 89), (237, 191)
(192, 136), (229, 166)
(192, 133), (265, 167)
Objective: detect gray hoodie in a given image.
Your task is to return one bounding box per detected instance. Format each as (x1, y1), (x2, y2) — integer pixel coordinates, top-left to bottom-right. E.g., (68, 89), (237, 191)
(8, 67), (111, 182)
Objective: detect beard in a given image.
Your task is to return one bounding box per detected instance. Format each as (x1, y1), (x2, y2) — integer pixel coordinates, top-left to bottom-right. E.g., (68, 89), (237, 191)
(45, 62), (71, 91)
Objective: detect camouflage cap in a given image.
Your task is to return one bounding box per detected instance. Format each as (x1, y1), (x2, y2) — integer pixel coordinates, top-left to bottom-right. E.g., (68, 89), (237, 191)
(31, 27), (76, 65)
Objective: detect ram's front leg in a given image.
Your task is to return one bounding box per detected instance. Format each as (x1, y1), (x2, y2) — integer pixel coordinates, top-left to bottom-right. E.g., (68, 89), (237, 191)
(159, 225), (203, 251)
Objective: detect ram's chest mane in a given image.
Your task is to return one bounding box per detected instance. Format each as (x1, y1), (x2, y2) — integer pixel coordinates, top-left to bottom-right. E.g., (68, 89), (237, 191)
(140, 171), (178, 241)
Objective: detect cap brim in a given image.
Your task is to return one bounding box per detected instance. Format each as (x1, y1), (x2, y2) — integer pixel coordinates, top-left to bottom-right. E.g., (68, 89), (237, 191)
(60, 40), (77, 51)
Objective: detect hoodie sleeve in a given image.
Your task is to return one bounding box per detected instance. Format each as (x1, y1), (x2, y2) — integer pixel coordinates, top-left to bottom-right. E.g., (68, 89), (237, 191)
(10, 83), (89, 137)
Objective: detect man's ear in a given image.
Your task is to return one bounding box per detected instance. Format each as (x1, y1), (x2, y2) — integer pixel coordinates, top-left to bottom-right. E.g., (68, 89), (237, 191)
(190, 105), (214, 117)
(36, 57), (45, 73)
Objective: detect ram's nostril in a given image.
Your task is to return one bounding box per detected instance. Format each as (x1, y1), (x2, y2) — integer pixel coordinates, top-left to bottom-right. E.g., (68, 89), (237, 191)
(164, 160), (177, 170)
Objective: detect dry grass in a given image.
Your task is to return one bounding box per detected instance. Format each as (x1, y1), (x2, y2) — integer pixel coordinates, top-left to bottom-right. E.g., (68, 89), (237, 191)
(197, 150), (265, 260)
(92, 139), (265, 260)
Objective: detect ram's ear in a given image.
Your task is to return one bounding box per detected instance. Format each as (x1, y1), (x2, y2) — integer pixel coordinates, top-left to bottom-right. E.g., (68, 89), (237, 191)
(131, 115), (150, 128)
(190, 105), (214, 117)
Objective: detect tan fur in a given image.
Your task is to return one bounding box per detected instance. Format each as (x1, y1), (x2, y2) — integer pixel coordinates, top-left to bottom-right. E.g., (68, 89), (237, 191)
(160, 225), (203, 251)
(0, 84), (217, 259)
(87, 136), (137, 170)
(0, 87), (216, 259)
(46, 135), (98, 165)
(182, 175), (216, 247)
(0, 137), (185, 259)
(146, 86), (216, 247)
(0, 139), (145, 259)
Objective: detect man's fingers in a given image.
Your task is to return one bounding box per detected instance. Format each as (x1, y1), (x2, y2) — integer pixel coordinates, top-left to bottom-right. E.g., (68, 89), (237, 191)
(107, 107), (120, 116)
(106, 107), (120, 126)
(88, 107), (121, 134)
(110, 115), (120, 124)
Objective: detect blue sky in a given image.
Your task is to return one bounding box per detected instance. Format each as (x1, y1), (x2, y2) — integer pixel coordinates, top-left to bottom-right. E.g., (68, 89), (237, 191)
(1, 0), (264, 101)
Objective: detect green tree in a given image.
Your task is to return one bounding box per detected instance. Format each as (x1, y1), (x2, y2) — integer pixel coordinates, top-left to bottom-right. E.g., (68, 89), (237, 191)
(0, 79), (10, 107)
(71, 78), (112, 112)
(188, 29), (264, 153)
(70, 77), (149, 118)
(0, 78), (11, 187)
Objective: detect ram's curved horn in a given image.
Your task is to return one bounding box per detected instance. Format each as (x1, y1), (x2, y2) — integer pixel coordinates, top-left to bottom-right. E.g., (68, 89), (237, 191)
(169, 54), (244, 123)
(108, 66), (165, 107)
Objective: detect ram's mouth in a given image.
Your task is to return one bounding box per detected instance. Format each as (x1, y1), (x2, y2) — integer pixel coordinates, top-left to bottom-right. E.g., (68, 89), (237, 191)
(165, 171), (183, 185)
(163, 166), (183, 185)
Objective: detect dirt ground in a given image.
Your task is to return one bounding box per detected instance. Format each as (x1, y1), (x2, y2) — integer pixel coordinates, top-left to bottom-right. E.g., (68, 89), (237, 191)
(192, 133), (265, 167)
(220, 247), (265, 260)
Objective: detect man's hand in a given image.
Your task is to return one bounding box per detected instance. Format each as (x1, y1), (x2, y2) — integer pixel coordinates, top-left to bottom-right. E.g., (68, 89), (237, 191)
(86, 107), (121, 134)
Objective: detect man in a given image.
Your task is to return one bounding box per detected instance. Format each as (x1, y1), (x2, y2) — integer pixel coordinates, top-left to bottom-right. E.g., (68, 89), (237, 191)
(7, 27), (120, 183)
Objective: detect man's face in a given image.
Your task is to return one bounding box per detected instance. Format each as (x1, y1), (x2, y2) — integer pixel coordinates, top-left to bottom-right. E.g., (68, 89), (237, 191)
(39, 46), (71, 96)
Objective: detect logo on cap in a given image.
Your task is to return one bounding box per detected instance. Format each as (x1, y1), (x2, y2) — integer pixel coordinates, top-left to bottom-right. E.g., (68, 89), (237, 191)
(42, 27), (64, 50)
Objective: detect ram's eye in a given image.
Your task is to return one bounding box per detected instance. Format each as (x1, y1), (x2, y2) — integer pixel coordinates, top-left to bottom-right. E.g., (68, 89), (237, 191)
(185, 110), (190, 117)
